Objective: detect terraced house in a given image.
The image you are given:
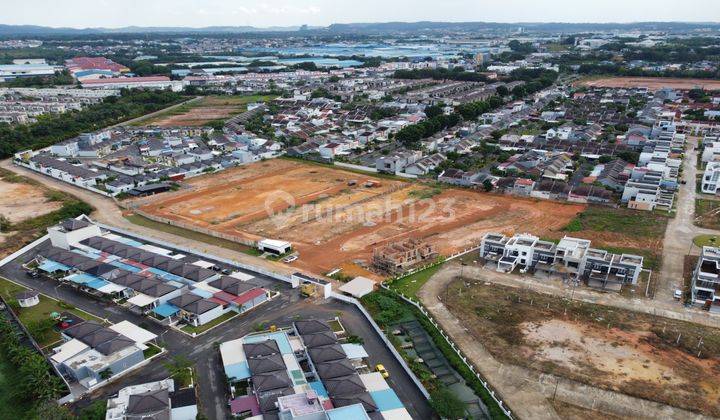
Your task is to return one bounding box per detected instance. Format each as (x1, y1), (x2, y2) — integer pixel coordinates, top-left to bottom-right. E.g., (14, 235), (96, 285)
(480, 233), (644, 291)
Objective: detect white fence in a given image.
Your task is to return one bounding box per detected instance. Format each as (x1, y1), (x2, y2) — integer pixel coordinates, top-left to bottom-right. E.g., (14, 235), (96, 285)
(384, 285), (514, 419)
(93, 221), (293, 285)
(13, 161), (115, 198)
(329, 292), (430, 400)
(333, 161), (379, 173)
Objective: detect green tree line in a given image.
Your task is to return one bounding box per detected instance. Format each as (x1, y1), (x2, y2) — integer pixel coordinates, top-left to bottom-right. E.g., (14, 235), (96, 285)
(0, 89), (186, 158)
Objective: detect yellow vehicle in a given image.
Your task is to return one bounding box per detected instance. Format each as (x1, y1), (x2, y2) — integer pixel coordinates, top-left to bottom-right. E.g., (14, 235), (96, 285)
(375, 364), (389, 378)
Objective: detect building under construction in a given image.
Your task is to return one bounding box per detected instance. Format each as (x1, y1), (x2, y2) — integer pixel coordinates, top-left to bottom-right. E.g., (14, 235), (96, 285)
(372, 239), (437, 275)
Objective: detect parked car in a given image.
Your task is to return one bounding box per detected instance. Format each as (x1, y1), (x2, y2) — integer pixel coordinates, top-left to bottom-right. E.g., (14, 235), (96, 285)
(283, 255), (298, 263)
(674, 289), (683, 300)
(375, 364), (389, 378)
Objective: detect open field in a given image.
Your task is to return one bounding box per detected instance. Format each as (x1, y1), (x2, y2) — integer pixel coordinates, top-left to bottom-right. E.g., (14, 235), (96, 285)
(577, 76), (720, 91)
(134, 94), (275, 127)
(135, 160), (584, 275)
(0, 177), (61, 225)
(0, 168), (93, 258)
(443, 279), (720, 417)
(550, 205), (668, 270)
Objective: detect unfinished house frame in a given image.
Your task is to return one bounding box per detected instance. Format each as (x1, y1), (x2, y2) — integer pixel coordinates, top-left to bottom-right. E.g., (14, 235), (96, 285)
(372, 239), (436, 275)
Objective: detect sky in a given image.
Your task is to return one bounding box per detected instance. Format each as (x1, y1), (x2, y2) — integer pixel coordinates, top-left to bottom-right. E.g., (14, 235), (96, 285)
(4, 0), (720, 29)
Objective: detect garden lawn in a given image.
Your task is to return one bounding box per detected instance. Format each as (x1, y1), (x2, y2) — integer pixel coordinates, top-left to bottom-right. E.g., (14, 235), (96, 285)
(181, 311), (237, 334)
(0, 277), (103, 347)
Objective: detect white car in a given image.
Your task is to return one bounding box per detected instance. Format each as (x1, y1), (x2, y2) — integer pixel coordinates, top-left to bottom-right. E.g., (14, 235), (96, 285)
(283, 255), (298, 263)
(674, 289), (683, 300)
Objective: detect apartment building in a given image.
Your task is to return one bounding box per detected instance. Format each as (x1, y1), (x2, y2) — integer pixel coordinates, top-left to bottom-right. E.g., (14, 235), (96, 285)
(480, 233), (644, 290)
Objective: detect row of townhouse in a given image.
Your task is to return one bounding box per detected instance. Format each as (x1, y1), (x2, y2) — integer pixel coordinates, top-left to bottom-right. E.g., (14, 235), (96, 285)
(621, 120), (683, 211)
(480, 232), (644, 291)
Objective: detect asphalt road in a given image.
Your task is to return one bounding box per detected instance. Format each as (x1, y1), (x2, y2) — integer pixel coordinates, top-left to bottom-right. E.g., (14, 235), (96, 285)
(0, 239), (433, 420)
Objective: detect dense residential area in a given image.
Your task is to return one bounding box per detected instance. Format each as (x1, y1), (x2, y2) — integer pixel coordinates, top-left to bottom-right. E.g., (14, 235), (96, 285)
(2, 13), (720, 420)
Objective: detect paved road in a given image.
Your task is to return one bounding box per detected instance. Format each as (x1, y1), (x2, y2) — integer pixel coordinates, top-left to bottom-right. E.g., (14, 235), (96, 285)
(0, 158), (296, 279)
(0, 240), (433, 419)
(658, 136), (720, 304)
(419, 263), (710, 420)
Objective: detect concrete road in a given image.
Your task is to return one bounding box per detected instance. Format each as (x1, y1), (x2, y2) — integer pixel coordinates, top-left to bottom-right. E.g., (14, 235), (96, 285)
(0, 240), (433, 419)
(658, 136), (720, 304)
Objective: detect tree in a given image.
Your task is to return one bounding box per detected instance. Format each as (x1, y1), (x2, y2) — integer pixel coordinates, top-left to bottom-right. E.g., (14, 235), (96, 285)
(483, 179), (493, 192)
(164, 355), (193, 387)
(0, 214), (10, 232)
(99, 368), (113, 380)
(78, 400), (107, 420)
(430, 388), (467, 419)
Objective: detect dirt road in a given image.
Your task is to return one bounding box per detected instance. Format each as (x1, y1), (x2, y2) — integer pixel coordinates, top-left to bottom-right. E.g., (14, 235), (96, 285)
(0, 159), (296, 278)
(419, 263), (710, 420)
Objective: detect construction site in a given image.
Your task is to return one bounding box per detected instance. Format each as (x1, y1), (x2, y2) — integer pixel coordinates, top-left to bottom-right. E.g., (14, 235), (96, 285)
(132, 159), (585, 277)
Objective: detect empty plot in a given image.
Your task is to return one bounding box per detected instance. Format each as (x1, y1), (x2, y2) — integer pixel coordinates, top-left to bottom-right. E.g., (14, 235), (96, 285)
(137, 160), (585, 275)
(578, 76), (720, 91)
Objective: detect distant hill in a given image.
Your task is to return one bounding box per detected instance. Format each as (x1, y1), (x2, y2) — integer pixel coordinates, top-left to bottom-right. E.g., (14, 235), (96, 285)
(0, 21), (719, 37)
(0, 24), (317, 36)
(326, 21), (720, 33)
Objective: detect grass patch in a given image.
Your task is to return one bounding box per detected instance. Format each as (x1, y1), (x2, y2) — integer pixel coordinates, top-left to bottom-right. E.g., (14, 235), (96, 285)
(125, 213), (255, 253)
(181, 311), (237, 334)
(143, 343), (163, 358)
(408, 187), (443, 199)
(695, 199), (720, 230)
(693, 234), (720, 248)
(362, 290), (510, 419)
(563, 206), (667, 239)
(388, 263), (444, 298)
(0, 277), (104, 346)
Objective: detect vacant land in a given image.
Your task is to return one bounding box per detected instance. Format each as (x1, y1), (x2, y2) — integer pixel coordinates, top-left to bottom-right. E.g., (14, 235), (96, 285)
(0, 168), (93, 258)
(695, 199), (720, 230)
(444, 279), (720, 416)
(135, 160), (584, 275)
(555, 206), (668, 270)
(578, 76), (720, 91)
(134, 95), (275, 127)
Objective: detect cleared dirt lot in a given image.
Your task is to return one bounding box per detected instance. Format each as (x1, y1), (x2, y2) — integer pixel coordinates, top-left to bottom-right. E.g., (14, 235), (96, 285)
(0, 179), (61, 224)
(135, 160), (585, 275)
(578, 76), (720, 91)
(444, 279), (720, 417)
(139, 95), (274, 127)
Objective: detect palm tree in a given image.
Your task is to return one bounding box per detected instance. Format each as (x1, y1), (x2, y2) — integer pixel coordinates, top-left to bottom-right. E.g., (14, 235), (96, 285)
(164, 355), (193, 387)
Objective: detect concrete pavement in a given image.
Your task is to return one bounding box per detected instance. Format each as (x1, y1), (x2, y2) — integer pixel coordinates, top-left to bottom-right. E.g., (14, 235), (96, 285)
(658, 136), (720, 305)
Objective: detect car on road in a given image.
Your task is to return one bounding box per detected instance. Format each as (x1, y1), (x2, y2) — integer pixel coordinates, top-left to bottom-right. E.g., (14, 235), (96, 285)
(283, 255), (298, 263)
(375, 364), (389, 378)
